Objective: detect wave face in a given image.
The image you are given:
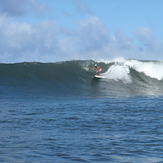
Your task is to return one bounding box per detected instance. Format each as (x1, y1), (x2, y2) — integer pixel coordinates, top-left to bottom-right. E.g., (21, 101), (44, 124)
(0, 59), (163, 98)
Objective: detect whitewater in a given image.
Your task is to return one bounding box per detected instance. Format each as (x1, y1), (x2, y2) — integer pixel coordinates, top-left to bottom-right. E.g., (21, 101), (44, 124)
(0, 58), (163, 162)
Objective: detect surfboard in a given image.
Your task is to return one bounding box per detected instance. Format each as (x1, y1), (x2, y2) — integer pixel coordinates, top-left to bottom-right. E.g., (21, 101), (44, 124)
(94, 74), (104, 79)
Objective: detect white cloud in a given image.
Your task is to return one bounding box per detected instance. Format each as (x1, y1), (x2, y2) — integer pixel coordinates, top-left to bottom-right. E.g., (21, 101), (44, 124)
(133, 26), (163, 59)
(0, 15), (60, 62)
(135, 26), (156, 46)
(58, 16), (110, 60)
(0, 14), (162, 63)
(0, 1), (163, 62)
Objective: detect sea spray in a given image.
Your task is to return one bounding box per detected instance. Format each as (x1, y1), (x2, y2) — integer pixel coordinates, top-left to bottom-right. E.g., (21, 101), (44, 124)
(102, 64), (131, 83)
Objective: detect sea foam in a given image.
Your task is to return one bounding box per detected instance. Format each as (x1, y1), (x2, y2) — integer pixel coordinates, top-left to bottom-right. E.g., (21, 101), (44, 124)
(103, 64), (131, 83)
(99, 58), (163, 81)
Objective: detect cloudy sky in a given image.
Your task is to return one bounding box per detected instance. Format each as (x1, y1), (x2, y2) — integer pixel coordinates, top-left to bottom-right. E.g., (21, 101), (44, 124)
(0, 0), (163, 63)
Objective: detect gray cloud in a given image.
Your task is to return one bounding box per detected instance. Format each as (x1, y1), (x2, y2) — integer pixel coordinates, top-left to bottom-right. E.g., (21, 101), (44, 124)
(0, 0), (48, 17)
(0, 0), (27, 16)
(73, 0), (92, 15)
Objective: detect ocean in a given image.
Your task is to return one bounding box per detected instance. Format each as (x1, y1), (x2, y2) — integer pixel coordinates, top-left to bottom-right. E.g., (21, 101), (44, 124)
(0, 59), (163, 163)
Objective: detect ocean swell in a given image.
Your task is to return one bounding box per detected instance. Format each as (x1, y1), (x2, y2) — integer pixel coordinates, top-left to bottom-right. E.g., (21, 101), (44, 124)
(0, 59), (163, 98)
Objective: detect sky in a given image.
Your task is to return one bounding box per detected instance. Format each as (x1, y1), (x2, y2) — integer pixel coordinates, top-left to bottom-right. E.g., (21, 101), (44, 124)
(0, 0), (163, 63)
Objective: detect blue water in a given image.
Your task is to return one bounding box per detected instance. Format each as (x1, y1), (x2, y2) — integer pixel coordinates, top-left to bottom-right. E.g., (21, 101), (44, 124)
(0, 60), (163, 162)
(0, 96), (163, 163)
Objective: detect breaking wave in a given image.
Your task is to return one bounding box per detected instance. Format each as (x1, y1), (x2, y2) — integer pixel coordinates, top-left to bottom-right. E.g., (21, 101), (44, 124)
(0, 58), (163, 98)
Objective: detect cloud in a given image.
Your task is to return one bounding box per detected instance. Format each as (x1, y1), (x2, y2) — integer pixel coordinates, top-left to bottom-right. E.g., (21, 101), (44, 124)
(0, 14), (162, 63)
(135, 26), (156, 46)
(58, 16), (110, 60)
(73, 0), (92, 15)
(113, 31), (133, 50)
(0, 15), (60, 62)
(77, 16), (110, 53)
(133, 26), (163, 59)
(0, 0), (48, 17)
(0, 0), (27, 16)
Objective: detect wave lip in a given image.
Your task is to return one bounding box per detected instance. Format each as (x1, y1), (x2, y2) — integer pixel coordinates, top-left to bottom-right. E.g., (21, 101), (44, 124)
(125, 60), (163, 80)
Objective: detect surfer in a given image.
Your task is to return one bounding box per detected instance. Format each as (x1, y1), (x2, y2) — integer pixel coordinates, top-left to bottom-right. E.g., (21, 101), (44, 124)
(90, 64), (102, 75)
